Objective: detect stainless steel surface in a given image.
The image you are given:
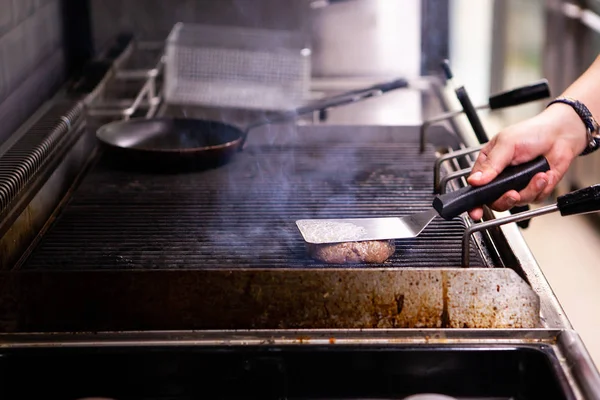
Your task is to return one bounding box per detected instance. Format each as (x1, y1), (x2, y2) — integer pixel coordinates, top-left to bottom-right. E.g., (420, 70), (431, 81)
(310, 0), (422, 78)
(88, 67), (161, 120)
(423, 105), (489, 124)
(86, 40), (164, 121)
(296, 209), (439, 244)
(0, 328), (585, 399)
(498, 219), (574, 329)
(462, 204), (560, 267)
(0, 329), (597, 398)
(559, 329), (600, 398)
(420, 105), (488, 152)
(164, 22), (311, 111)
(0, 327), (576, 347)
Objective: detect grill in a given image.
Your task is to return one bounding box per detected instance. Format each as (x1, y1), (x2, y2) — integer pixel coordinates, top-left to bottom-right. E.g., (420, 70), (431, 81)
(1, 28), (598, 400)
(20, 125), (484, 271)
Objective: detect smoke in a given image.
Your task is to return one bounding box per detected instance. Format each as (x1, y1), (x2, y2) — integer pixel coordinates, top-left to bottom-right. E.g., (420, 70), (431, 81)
(194, 116), (366, 264)
(96, 0), (397, 265)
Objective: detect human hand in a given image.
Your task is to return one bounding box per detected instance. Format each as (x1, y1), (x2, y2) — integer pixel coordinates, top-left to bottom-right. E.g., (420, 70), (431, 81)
(466, 103), (589, 220)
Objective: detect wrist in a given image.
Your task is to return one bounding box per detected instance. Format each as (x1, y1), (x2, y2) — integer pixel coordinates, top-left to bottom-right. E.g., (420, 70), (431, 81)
(542, 101), (589, 154)
(545, 97), (600, 156)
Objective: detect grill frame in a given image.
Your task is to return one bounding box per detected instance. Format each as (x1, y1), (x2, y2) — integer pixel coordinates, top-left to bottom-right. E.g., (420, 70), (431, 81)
(0, 124), (544, 333)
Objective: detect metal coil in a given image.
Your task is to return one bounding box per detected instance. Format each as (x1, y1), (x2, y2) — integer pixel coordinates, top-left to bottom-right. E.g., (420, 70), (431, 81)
(0, 101), (84, 213)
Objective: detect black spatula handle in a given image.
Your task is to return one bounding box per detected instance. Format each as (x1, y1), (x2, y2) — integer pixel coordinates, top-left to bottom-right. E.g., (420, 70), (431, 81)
(433, 156), (550, 220)
(488, 79), (551, 110)
(558, 184), (600, 216)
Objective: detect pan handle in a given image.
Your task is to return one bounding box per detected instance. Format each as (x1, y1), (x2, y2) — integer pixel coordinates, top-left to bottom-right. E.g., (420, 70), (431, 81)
(239, 77), (409, 147)
(295, 78), (408, 116)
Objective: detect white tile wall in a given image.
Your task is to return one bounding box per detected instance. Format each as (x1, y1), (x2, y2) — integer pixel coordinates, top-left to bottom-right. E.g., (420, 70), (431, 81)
(11, 0), (35, 26)
(0, 0), (64, 142)
(0, 0), (62, 99)
(0, 0), (12, 36)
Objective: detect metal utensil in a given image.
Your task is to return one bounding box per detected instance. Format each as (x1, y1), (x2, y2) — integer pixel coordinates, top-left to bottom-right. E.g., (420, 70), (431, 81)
(296, 156), (550, 244)
(462, 182), (600, 266)
(164, 22), (311, 111)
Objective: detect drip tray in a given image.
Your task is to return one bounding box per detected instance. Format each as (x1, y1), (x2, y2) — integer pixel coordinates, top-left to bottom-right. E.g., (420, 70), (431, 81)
(0, 345), (574, 399)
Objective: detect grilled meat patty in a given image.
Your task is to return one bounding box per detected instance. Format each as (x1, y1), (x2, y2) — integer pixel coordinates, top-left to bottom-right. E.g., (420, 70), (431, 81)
(306, 240), (395, 264)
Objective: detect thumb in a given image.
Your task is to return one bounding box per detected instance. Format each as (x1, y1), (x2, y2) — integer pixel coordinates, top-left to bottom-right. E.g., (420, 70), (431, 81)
(467, 138), (515, 187)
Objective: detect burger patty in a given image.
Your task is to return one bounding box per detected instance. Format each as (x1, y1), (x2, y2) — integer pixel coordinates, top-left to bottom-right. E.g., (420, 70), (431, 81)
(306, 239), (396, 264)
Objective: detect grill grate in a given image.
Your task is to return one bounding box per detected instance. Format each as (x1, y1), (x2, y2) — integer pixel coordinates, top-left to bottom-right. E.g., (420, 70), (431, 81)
(21, 126), (485, 270)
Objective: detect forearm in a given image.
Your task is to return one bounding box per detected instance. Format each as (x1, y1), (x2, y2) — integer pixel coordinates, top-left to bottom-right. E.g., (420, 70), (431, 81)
(561, 54), (600, 118)
(466, 55), (600, 219)
(538, 55), (600, 154)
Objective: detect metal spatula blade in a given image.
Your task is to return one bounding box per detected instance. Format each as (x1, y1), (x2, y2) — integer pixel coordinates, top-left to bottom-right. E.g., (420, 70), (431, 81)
(296, 156), (551, 245)
(296, 209), (438, 244)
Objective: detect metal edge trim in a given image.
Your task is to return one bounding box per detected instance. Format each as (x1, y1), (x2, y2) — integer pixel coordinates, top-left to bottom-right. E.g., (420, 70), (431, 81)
(558, 329), (600, 399)
(0, 328), (564, 348)
(498, 219), (573, 329)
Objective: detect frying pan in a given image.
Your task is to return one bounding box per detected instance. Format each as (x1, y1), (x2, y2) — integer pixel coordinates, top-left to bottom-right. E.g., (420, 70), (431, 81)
(96, 78), (408, 172)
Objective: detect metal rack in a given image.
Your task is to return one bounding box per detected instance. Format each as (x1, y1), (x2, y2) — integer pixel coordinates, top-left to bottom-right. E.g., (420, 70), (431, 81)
(86, 41), (165, 121)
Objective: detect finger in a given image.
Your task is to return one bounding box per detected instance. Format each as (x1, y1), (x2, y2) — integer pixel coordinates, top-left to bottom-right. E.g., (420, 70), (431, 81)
(513, 172), (549, 206)
(489, 190), (520, 212)
(467, 137), (516, 187)
(532, 148), (573, 202)
(535, 170), (559, 202)
(468, 207), (484, 221)
(467, 139), (497, 186)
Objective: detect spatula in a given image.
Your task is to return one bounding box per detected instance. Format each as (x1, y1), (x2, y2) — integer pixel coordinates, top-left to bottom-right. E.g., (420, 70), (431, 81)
(296, 156), (550, 244)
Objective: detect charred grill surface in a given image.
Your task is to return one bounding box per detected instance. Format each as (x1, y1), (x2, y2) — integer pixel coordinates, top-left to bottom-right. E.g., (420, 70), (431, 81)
(19, 126), (485, 270)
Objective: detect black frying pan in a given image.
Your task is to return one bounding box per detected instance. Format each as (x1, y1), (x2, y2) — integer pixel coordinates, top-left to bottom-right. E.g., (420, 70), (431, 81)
(96, 78), (408, 172)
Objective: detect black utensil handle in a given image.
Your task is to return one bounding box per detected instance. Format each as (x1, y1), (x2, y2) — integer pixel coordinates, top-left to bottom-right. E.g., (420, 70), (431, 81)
(456, 86), (489, 144)
(244, 78), (409, 133)
(488, 79), (551, 110)
(557, 184), (600, 216)
(432, 156), (550, 220)
(67, 60), (112, 95)
(309, 78), (409, 105)
(441, 59), (453, 79)
(372, 78), (410, 94)
(295, 78), (409, 114)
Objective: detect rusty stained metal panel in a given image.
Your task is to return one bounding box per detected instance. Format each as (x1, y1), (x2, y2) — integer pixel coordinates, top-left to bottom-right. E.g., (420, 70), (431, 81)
(0, 206), (38, 270)
(445, 269), (540, 328)
(0, 268), (539, 333)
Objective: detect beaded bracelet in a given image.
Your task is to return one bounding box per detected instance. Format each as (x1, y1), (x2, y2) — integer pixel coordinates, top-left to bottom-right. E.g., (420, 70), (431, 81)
(547, 96), (600, 156)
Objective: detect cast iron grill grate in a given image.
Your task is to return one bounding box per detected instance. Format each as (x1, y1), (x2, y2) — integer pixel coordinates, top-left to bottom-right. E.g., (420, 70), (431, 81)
(20, 126), (485, 270)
